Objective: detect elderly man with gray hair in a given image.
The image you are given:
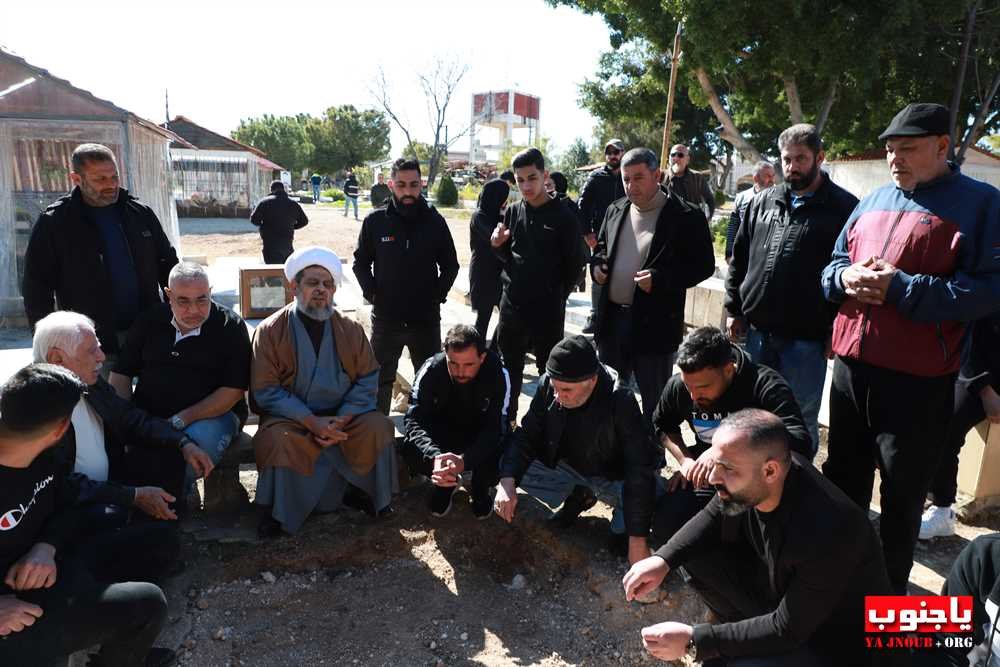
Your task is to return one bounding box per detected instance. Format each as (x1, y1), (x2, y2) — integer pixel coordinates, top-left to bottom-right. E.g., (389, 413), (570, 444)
(109, 261), (251, 507)
(590, 147), (715, 431)
(724, 160), (775, 263)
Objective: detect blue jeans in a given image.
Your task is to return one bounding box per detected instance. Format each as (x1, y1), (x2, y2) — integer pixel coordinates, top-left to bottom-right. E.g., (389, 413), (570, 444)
(744, 328), (825, 458)
(344, 195), (358, 218)
(182, 412), (240, 492)
(519, 460), (665, 535)
(312, 183), (321, 201)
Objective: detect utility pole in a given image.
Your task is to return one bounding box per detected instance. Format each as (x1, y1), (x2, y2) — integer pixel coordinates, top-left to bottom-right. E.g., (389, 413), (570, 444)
(164, 89), (170, 127)
(660, 22), (683, 170)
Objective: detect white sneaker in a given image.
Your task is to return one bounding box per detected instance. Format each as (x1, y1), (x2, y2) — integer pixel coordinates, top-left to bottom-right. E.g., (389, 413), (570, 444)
(918, 505), (955, 540)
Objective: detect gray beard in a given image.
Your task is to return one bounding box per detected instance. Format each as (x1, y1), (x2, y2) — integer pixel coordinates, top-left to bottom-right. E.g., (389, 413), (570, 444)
(295, 297), (334, 321)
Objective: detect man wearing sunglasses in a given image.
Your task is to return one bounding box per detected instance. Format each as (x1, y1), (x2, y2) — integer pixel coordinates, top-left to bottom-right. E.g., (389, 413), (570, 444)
(666, 144), (716, 222)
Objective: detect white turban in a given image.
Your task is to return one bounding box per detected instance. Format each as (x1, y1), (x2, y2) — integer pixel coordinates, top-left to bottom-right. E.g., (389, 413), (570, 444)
(284, 246), (343, 285)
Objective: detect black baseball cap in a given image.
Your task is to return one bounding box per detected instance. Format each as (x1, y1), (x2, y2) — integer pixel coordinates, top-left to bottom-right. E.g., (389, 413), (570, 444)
(878, 103), (950, 141)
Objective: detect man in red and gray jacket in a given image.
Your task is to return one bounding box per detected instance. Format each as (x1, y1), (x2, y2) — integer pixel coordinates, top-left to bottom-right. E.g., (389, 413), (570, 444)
(821, 102), (1000, 594)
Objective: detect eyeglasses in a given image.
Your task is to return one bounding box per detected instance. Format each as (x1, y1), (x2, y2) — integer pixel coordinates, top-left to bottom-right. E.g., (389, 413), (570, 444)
(670, 152), (687, 158)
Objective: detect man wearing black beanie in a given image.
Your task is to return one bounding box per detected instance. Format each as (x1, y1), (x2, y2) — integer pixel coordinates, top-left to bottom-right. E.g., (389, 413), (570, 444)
(494, 335), (661, 564)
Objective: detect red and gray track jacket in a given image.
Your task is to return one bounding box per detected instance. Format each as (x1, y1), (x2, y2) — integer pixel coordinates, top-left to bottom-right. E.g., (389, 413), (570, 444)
(821, 166), (1000, 377)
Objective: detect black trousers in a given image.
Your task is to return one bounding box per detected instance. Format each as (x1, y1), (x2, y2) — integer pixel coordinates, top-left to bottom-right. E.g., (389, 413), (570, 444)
(823, 357), (954, 594)
(262, 239), (293, 265)
(0, 560), (167, 667)
(398, 429), (502, 495)
(596, 304), (676, 433)
(372, 317), (441, 414)
(495, 296), (564, 417)
(650, 485), (714, 548)
(67, 504), (182, 584)
(680, 545), (833, 667)
(928, 382), (990, 507)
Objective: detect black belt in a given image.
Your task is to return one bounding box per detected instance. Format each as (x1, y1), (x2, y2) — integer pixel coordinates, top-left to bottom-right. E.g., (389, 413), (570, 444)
(608, 301), (632, 310)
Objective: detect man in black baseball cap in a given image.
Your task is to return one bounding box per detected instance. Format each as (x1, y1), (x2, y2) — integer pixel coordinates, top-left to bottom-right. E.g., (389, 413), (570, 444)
(493, 335), (661, 565)
(821, 101), (1000, 593)
(578, 139), (629, 333)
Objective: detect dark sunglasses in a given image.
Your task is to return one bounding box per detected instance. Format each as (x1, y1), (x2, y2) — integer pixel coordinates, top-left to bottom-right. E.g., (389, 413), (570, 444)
(605, 149), (622, 156)
(670, 152), (687, 158)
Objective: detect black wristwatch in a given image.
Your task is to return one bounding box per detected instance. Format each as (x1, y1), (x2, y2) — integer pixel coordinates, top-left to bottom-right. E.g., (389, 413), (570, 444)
(178, 436), (194, 451)
(686, 636), (697, 659)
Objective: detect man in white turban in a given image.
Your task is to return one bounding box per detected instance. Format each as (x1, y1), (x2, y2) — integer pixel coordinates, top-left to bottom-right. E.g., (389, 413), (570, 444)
(250, 246), (397, 536)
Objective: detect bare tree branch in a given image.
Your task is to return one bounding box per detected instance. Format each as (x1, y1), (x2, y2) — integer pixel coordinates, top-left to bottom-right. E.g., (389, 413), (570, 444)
(948, 0), (980, 161)
(369, 67), (418, 159)
(956, 67), (1000, 164)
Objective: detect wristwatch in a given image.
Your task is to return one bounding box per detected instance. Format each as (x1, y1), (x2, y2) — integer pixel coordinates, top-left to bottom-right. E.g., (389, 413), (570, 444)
(170, 414), (186, 430)
(686, 636), (698, 659)
(178, 436), (194, 451)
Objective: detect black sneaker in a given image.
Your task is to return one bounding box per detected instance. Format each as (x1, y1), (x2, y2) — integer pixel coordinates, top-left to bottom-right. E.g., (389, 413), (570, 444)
(549, 485), (597, 530)
(582, 315), (596, 334)
(430, 486), (456, 517)
(471, 486), (494, 520)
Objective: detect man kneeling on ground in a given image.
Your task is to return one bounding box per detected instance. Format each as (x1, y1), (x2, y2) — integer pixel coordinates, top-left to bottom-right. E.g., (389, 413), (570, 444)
(494, 335), (660, 565)
(400, 324), (511, 519)
(623, 409), (894, 667)
(0, 364), (175, 667)
(650, 327), (809, 545)
(252, 246), (396, 536)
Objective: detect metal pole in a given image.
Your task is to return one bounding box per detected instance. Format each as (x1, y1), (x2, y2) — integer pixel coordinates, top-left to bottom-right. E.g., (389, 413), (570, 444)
(660, 22), (683, 170)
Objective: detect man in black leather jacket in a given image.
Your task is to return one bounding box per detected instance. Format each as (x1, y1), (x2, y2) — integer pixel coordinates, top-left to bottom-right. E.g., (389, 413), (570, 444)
(494, 335), (659, 565)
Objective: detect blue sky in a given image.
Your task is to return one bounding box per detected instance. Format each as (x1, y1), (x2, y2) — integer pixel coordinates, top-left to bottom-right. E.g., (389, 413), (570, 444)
(3, 0), (613, 158)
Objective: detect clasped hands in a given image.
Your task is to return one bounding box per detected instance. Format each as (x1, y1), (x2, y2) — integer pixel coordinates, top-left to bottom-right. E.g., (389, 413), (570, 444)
(304, 414), (353, 447)
(841, 256), (898, 305)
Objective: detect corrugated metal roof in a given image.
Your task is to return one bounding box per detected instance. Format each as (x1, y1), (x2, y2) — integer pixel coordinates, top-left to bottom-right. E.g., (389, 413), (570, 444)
(0, 46), (189, 146)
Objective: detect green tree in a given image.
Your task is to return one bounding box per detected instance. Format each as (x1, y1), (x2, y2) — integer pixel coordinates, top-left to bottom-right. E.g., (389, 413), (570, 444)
(556, 137), (597, 191)
(232, 114), (312, 175)
(435, 174), (459, 206)
(307, 105), (390, 174)
(551, 0), (999, 161)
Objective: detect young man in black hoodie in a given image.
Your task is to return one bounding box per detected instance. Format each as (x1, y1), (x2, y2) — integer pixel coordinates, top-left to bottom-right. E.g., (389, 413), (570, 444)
(490, 148), (583, 413)
(353, 158), (460, 414)
(0, 364), (174, 667)
(400, 325), (511, 518)
(651, 327), (809, 544)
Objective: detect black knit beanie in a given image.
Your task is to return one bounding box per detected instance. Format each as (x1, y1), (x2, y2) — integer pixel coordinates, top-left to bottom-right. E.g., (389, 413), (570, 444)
(546, 335), (598, 382)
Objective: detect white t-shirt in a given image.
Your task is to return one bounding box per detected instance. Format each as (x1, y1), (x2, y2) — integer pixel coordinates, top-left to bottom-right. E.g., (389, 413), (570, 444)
(70, 398), (108, 482)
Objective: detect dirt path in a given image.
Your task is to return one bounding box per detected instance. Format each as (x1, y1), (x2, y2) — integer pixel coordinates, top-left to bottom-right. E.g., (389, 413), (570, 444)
(178, 203), (473, 266)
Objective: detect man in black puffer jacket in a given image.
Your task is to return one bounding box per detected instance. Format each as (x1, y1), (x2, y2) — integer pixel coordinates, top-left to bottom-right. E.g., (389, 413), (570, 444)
(22, 143), (178, 361)
(400, 325), (511, 519)
(353, 158), (459, 414)
(494, 335), (659, 565)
